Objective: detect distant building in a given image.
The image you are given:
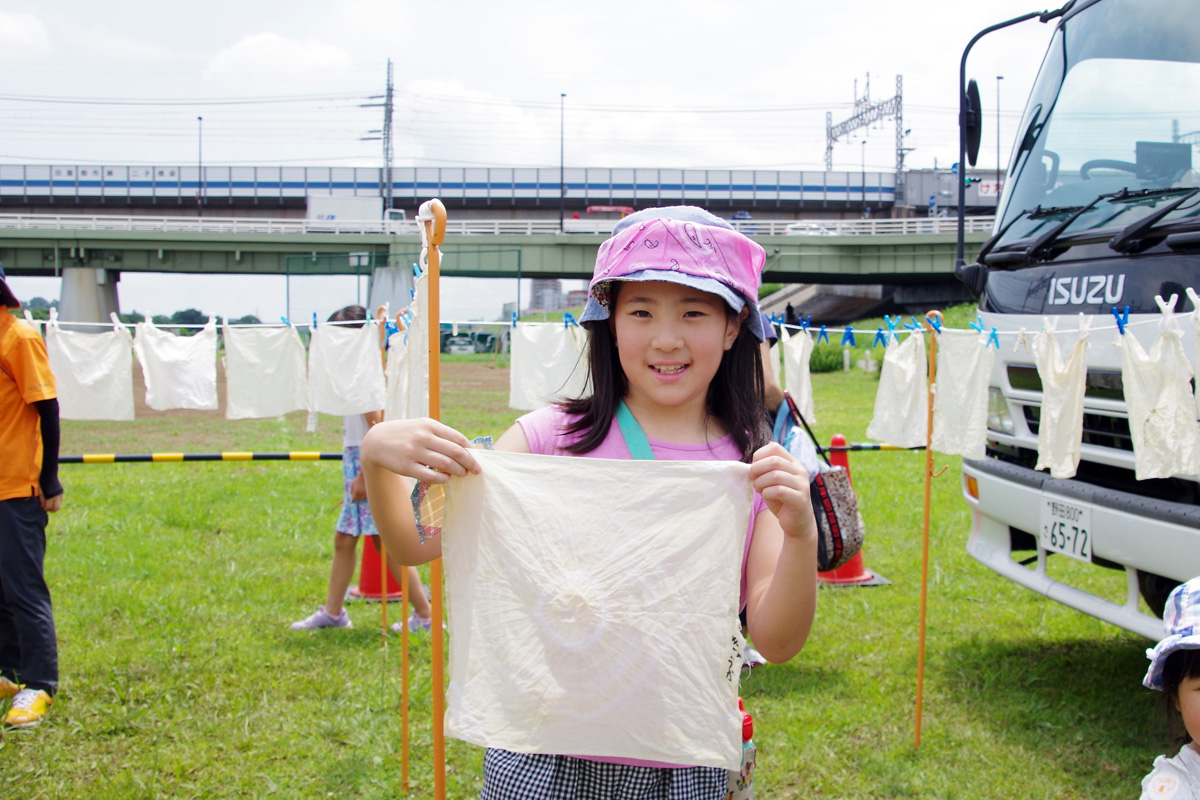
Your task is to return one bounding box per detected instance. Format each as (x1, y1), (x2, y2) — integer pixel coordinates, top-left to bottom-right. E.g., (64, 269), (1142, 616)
(566, 289), (588, 309)
(530, 279), (564, 312)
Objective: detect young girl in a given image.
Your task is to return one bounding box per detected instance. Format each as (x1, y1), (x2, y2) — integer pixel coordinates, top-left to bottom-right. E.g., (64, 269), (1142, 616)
(362, 207), (819, 799)
(1141, 576), (1200, 799)
(290, 305), (434, 633)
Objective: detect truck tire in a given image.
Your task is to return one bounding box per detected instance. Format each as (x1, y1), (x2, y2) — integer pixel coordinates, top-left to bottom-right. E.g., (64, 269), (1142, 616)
(1137, 571), (1181, 620)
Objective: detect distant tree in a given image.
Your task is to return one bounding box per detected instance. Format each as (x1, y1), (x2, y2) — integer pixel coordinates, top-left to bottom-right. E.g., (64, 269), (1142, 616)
(120, 311), (146, 325)
(25, 307), (50, 321)
(229, 314), (262, 326)
(23, 297), (51, 310)
(170, 308), (209, 326)
(151, 315), (170, 326)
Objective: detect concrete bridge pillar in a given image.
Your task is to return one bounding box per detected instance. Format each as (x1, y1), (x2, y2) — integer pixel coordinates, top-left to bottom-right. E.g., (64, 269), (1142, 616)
(57, 267), (121, 324)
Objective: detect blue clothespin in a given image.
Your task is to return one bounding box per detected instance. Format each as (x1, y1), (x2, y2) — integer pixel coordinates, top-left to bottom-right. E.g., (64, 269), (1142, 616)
(817, 324), (829, 344)
(312, 312), (318, 329)
(383, 319), (400, 347)
(563, 312), (577, 328)
(410, 288), (416, 300)
(801, 315), (812, 332)
(884, 314), (902, 344)
(969, 315), (985, 333)
(280, 316), (290, 327)
(987, 327), (1000, 349)
(903, 317), (921, 332)
(928, 315), (942, 333)
(841, 326), (856, 347)
(1112, 305), (1130, 335)
(873, 327), (889, 347)
(511, 311), (518, 328)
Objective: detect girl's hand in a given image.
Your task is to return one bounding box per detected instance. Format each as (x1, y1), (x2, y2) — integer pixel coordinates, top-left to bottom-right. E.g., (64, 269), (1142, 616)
(349, 472), (368, 502)
(749, 442), (816, 541)
(361, 418), (482, 484)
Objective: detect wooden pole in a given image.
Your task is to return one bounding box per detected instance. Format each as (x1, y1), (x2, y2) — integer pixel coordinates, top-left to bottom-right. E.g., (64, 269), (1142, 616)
(420, 198), (448, 800)
(916, 310), (942, 748)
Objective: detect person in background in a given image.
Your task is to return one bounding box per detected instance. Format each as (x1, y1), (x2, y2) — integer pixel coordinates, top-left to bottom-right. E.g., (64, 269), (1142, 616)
(0, 264), (64, 729)
(290, 305), (434, 633)
(1140, 576), (1200, 799)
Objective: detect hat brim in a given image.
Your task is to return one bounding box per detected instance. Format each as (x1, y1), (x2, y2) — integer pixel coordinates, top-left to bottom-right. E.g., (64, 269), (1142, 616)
(578, 270), (765, 342)
(1143, 635), (1200, 690)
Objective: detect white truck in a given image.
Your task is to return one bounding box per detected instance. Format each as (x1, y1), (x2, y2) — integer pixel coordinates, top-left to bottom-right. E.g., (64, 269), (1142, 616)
(954, 0), (1200, 638)
(305, 195), (406, 231)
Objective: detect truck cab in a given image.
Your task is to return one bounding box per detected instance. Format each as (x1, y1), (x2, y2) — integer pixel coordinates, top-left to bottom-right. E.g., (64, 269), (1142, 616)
(958, 0), (1200, 638)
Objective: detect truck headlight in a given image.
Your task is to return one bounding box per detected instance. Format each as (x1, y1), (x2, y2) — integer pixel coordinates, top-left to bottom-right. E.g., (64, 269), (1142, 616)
(987, 387), (1015, 434)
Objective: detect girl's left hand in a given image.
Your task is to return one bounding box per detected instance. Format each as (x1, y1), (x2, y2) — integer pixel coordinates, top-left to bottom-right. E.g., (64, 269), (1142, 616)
(749, 442), (816, 540)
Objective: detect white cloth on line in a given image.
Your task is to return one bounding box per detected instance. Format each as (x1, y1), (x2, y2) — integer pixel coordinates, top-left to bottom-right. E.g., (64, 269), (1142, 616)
(768, 340), (781, 386)
(866, 332), (927, 448)
(508, 322), (590, 411)
(384, 272), (430, 421)
(931, 329), (996, 460)
(221, 323), (308, 420)
(133, 319), (218, 411)
(780, 326), (816, 424)
(307, 320), (387, 416)
(45, 312), (135, 421)
(1118, 327), (1200, 480)
(1032, 324), (1090, 479)
(442, 449), (750, 770)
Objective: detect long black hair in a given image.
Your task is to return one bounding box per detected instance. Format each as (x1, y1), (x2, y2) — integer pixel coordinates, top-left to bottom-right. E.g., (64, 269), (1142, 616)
(557, 282), (769, 462)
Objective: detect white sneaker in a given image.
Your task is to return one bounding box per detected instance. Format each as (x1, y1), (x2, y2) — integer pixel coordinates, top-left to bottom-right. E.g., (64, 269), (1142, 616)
(742, 644), (767, 670)
(290, 605), (351, 630)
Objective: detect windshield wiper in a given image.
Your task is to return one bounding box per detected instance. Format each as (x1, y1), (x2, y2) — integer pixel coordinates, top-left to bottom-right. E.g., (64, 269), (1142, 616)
(976, 208), (1032, 262)
(1108, 188), (1200, 253)
(1023, 195), (1108, 261)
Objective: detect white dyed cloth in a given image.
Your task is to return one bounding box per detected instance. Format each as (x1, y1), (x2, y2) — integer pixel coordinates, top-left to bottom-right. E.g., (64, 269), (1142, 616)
(1118, 328), (1200, 480)
(45, 313), (135, 421)
(866, 332), (927, 448)
(780, 327), (816, 424)
(133, 319), (218, 411)
(307, 320), (387, 416)
(931, 329), (996, 460)
(384, 273), (430, 421)
(222, 323), (308, 420)
(1032, 326), (1090, 479)
(442, 450), (750, 770)
(508, 322), (590, 411)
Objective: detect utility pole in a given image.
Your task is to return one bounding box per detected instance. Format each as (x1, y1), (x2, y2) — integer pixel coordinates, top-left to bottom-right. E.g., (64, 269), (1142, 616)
(361, 59), (395, 218)
(826, 74), (904, 205)
(996, 75), (1004, 195)
(559, 93), (566, 233)
(197, 116), (203, 218)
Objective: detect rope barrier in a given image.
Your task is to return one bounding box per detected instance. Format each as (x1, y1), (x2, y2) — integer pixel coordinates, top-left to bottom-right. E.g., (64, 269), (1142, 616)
(61, 451), (340, 464)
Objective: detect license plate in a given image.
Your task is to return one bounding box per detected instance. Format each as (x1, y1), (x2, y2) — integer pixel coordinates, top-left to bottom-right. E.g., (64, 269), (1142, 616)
(1039, 495), (1092, 563)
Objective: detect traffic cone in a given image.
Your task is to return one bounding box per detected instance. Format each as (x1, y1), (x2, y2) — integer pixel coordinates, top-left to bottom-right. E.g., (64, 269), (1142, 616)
(350, 537), (405, 600)
(817, 434), (890, 587)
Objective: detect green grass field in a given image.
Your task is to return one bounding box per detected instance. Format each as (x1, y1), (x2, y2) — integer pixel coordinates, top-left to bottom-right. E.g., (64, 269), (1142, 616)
(0, 341), (1165, 799)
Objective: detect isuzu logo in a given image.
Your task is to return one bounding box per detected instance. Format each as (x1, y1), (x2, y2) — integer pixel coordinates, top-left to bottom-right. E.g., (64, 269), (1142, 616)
(1047, 274), (1126, 306)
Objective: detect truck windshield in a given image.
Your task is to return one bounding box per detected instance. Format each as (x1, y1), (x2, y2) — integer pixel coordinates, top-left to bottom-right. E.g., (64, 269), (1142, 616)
(993, 0), (1200, 252)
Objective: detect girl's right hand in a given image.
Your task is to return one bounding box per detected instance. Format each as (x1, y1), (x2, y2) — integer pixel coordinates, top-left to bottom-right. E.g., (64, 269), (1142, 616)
(361, 418), (482, 484)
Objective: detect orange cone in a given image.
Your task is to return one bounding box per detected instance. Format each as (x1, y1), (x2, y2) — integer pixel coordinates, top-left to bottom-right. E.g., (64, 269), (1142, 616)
(817, 434), (889, 587)
(350, 537), (405, 600)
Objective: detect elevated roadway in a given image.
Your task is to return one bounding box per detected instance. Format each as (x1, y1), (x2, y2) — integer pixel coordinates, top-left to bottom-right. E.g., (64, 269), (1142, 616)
(0, 213), (992, 320)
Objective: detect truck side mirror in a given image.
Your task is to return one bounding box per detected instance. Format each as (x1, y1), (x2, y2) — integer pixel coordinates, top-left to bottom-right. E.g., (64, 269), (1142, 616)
(964, 79), (983, 167)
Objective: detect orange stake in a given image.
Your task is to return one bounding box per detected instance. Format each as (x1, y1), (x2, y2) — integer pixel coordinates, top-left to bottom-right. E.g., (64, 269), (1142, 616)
(419, 198), (448, 800)
(916, 310), (942, 748)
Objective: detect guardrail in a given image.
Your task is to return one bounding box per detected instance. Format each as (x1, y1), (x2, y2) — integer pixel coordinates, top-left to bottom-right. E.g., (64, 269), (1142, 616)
(0, 213), (996, 237)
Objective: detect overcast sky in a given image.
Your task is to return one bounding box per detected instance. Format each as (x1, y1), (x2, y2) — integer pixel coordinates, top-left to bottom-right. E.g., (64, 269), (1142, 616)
(1, 0), (1061, 321)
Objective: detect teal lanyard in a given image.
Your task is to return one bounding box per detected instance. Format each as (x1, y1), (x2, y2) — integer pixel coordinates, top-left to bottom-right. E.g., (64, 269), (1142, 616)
(615, 401), (655, 461)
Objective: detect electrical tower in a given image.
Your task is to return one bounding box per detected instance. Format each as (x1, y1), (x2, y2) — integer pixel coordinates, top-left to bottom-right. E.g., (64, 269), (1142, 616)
(825, 74), (906, 198)
(362, 59), (395, 212)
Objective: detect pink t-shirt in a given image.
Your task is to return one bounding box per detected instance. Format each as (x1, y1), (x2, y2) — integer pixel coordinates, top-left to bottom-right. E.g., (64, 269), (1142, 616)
(516, 404), (765, 771)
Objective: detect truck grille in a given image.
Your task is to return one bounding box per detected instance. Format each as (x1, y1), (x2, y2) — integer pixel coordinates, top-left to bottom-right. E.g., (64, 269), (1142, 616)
(1021, 405), (1133, 451)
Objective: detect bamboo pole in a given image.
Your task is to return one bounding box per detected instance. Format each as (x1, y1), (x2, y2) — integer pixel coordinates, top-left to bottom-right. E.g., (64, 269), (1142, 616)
(916, 310), (943, 748)
(420, 198), (448, 800)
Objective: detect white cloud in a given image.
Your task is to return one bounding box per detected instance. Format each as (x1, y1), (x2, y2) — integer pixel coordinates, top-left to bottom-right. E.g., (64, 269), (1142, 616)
(203, 32), (354, 88)
(0, 9), (50, 57)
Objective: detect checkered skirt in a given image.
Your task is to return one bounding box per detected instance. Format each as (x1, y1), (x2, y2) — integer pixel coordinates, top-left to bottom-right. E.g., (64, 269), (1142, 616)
(480, 749), (729, 800)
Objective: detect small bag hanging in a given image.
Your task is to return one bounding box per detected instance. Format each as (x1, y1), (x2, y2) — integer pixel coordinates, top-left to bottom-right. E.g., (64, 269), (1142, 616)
(781, 392), (865, 572)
